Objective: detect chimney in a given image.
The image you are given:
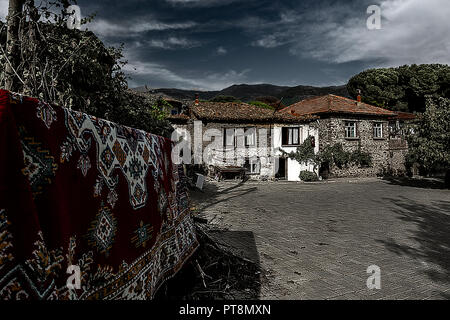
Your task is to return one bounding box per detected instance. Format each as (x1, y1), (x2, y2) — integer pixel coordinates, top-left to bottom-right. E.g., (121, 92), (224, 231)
(194, 93), (199, 106)
(357, 89), (362, 103)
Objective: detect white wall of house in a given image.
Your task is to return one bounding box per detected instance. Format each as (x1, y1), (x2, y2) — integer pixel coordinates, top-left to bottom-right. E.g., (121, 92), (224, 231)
(273, 124), (319, 181)
(172, 122), (319, 181)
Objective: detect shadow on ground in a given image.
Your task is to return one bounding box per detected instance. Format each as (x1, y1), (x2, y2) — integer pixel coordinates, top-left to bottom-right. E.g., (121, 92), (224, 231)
(155, 226), (261, 300)
(382, 176), (448, 190)
(378, 196), (450, 297)
(189, 181), (258, 213)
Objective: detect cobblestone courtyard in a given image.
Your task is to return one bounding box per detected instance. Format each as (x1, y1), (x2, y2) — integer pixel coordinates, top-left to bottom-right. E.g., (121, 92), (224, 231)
(191, 178), (450, 300)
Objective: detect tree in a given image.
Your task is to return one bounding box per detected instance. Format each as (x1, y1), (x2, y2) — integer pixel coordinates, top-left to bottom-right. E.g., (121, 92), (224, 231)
(406, 96), (450, 187)
(285, 136), (319, 174)
(4, 0), (24, 91)
(0, 0), (171, 137)
(210, 95), (241, 103)
(347, 64), (450, 113)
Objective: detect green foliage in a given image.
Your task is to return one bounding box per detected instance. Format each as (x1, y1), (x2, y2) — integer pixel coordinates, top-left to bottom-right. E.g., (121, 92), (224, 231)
(285, 136), (373, 176)
(299, 170), (319, 182)
(318, 143), (350, 169)
(350, 148), (373, 168)
(285, 135), (317, 168)
(248, 101), (275, 110)
(210, 95), (241, 103)
(0, 0), (171, 137)
(110, 91), (173, 138)
(406, 96), (450, 175)
(347, 64), (450, 112)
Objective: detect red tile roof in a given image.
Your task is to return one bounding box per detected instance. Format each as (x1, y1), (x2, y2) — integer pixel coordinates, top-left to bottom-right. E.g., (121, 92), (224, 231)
(188, 101), (317, 123)
(279, 94), (397, 118)
(166, 113), (190, 123)
(390, 111), (417, 121)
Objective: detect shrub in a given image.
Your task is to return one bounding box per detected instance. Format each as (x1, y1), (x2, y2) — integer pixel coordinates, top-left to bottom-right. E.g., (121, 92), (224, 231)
(248, 101), (274, 110)
(350, 149), (373, 167)
(299, 170), (319, 182)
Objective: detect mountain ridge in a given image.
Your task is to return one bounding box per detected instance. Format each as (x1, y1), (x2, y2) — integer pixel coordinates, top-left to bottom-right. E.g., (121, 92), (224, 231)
(132, 83), (350, 106)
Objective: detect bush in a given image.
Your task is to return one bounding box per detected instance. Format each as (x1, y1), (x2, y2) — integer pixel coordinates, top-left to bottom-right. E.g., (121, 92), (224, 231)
(300, 170), (319, 182)
(248, 101), (274, 110)
(350, 149), (373, 167)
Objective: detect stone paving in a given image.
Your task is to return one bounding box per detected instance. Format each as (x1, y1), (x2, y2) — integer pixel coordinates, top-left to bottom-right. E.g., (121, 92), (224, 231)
(191, 178), (450, 300)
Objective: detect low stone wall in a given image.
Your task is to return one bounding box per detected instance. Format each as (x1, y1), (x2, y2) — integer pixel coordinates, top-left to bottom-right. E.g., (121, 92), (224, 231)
(330, 166), (383, 178)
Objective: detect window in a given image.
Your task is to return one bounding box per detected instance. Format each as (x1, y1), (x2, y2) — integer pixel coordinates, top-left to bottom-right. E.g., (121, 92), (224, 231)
(244, 158), (260, 174)
(245, 127), (256, 147)
(224, 128), (236, 147)
(282, 127), (301, 146)
(345, 121), (357, 138)
(223, 128), (256, 147)
(373, 123), (383, 138)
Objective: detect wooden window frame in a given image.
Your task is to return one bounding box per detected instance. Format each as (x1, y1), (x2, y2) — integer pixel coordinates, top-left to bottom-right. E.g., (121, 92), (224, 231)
(344, 121), (358, 139)
(282, 127), (301, 146)
(223, 128), (236, 147)
(244, 127), (256, 147)
(373, 122), (384, 139)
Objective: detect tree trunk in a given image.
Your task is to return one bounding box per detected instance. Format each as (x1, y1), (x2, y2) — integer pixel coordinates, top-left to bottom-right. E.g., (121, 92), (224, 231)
(5, 0), (24, 91)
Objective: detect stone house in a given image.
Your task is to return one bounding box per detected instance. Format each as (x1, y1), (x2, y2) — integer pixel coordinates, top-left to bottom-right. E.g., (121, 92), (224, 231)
(387, 111), (417, 175)
(168, 100), (319, 181)
(280, 94), (404, 178)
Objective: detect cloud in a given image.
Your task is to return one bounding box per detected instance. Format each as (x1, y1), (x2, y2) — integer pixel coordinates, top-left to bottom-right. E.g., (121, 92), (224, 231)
(216, 46), (227, 55)
(249, 0), (450, 66)
(86, 18), (197, 37)
(165, 0), (241, 8)
(252, 34), (292, 48)
(0, 0), (8, 21)
(298, 0), (450, 66)
(144, 37), (201, 49)
(123, 59), (251, 91)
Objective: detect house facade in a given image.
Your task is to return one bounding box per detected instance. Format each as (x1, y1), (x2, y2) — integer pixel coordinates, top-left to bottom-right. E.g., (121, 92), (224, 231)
(280, 94), (409, 178)
(167, 94), (412, 180)
(168, 100), (318, 181)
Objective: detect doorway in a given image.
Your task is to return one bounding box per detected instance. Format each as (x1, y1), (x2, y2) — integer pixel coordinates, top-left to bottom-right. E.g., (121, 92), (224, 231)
(276, 157), (287, 179)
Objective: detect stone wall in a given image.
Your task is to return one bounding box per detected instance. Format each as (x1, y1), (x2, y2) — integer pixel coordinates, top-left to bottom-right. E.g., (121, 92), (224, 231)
(318, 116), (390, 178)
(388, 138), (409, 176)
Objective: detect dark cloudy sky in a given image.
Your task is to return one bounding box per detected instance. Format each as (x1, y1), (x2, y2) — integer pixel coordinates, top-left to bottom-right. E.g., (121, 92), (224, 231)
(1, 0), (449, 90)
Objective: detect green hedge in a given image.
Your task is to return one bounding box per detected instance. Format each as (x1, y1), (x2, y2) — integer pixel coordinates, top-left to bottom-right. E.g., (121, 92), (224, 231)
(300, 170), (319, 182)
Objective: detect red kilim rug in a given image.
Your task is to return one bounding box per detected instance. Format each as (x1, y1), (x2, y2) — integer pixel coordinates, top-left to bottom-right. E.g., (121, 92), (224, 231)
(0, 90), (198, 300)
